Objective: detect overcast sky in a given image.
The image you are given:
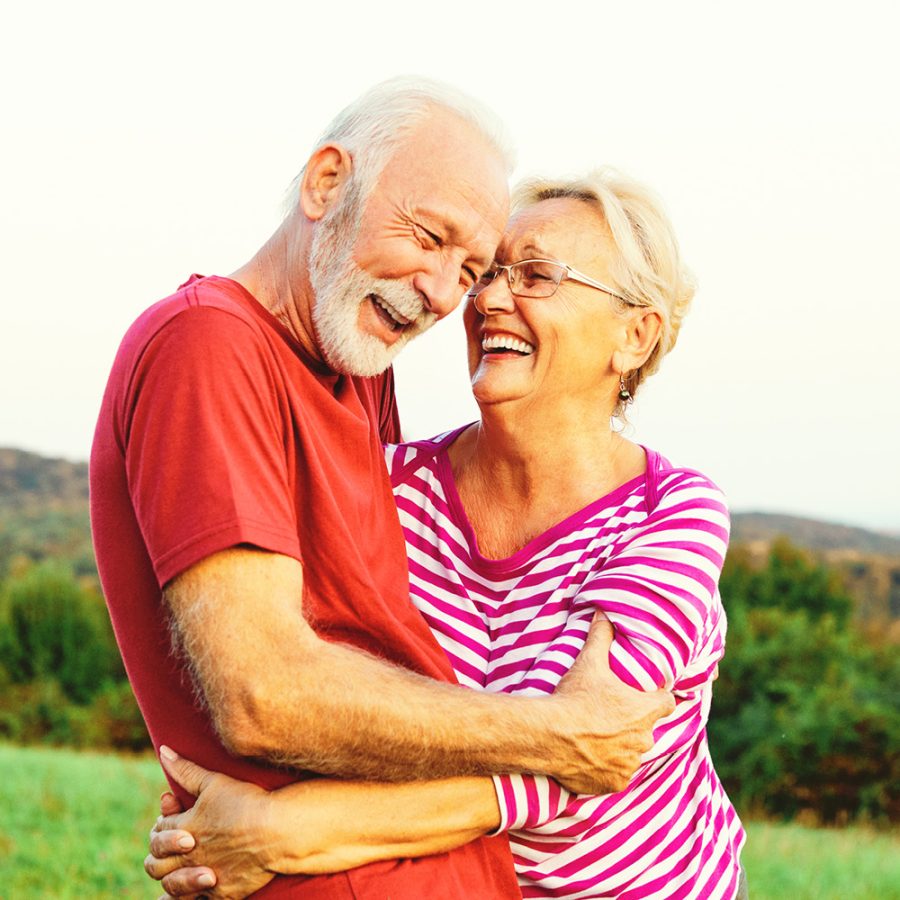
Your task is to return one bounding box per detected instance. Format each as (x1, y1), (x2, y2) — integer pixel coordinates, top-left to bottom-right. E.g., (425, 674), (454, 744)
(2, 1), (898, 532)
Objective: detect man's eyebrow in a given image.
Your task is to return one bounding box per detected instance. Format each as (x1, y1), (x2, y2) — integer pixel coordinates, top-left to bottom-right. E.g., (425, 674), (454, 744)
(420, 210), (494, 271)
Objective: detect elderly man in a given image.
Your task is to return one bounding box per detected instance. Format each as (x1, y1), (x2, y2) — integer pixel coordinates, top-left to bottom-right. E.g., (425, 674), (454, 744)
(91, 79), (670, 899)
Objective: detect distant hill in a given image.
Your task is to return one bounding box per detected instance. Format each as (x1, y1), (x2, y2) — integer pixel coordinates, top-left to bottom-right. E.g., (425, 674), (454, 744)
(731, 512), (900, 558)
(0, 448), (94, 579)
(731, 511), (900, 639)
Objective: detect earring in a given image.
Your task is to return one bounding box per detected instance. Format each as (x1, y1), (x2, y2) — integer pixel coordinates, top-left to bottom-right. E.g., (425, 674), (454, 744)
(618, 374), (633, 404)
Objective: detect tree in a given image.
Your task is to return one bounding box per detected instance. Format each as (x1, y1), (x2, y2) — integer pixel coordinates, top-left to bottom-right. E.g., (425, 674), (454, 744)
(710, 540), (899, 823)
(0, 561), (122, 703)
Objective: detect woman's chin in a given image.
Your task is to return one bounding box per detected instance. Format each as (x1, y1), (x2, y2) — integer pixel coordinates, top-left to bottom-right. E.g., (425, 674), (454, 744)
(471, 376), (530, 409)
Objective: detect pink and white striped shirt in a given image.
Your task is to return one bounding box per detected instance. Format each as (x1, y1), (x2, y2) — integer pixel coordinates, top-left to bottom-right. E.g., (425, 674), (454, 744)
(386, 428), (745, 900)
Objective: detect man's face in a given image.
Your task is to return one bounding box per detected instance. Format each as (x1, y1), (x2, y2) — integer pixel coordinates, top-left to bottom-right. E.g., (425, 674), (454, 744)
(308, 111), (509, 377)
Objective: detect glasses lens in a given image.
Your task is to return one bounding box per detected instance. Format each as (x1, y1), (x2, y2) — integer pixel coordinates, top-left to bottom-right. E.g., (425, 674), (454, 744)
(467, 269), (498, 296)
(510, 260), (565, 298)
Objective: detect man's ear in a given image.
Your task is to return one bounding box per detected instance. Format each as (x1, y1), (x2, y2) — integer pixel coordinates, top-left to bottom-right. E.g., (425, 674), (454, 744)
(299, 144), (353, 221)
(611, 308), (663, 375)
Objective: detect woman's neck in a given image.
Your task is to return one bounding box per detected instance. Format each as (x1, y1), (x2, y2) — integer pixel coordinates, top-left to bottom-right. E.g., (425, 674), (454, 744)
(448, 398), (644, 559)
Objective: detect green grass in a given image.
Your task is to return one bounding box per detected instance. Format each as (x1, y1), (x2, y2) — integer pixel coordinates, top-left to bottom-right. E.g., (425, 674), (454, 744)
(0, 743), (165, 898)
(0, 743), (898, 898)
(741, 820), (900, 899)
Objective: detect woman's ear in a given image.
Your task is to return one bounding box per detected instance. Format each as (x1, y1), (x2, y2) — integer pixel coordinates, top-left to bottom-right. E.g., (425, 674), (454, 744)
(299, 144), (354, 221)
(611, 307), (663, 375)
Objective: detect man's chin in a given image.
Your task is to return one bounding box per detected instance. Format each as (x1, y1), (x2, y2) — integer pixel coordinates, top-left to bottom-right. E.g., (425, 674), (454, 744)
(320, 332), (406, 377)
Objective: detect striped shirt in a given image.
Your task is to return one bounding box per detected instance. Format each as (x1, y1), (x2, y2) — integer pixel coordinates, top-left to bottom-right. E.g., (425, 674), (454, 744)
(386, 428), (745, 900)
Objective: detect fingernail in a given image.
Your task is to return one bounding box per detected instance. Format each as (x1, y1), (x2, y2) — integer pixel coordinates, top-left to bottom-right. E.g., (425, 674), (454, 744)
(178, 835), (194, 849)
(197, 873), (216, 888)
(159, 745), (177, 762)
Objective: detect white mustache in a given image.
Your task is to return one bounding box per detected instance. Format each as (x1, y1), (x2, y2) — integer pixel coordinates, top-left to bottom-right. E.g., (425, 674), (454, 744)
(366, 276), (434, 329)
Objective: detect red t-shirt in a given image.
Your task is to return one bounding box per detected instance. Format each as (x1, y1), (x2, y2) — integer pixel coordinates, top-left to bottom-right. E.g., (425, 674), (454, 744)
(90, 275), (519, 899)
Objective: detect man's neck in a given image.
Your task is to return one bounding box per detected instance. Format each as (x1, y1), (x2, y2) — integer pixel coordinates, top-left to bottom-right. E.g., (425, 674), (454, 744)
(231, 220), (322, 362)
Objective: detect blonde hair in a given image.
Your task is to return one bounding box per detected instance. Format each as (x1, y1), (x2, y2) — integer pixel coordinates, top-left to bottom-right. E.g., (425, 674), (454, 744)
(511, 168), (696, 415)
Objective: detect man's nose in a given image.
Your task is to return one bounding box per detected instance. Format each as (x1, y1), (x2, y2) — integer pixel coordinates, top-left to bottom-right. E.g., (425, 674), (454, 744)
(414, 258), (467, 320)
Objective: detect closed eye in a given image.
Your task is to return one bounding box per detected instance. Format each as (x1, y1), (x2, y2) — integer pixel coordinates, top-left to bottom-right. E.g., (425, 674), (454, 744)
(461, 266), (479, 288)
(416, 224), (443, 248)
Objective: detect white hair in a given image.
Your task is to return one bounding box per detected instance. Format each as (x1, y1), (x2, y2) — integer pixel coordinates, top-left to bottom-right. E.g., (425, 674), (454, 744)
(512, 168), (696, 416)
(286, 76), (515, 214)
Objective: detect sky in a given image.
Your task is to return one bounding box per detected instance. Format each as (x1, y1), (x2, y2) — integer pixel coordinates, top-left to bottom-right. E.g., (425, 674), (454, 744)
(2, 1), (898, 532)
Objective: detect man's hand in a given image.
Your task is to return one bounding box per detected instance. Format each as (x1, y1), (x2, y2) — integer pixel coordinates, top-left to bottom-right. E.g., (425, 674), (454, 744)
(145, 748), (276, 899)
(550, 616), (675, 795)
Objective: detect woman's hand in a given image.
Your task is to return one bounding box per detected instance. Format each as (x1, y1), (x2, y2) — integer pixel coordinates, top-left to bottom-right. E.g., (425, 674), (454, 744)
(145, 746), (278, 898)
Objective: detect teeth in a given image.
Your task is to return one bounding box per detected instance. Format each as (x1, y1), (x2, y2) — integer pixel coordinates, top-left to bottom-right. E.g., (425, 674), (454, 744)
(372, 294), (412, 326)
(482, 334), (535, 355)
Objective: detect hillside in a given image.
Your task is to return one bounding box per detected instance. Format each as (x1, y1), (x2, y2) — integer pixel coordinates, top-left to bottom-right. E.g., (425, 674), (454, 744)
(0, 447), (94, 578)
(1, 448), (898, 632)
(731, 511), (900, 557)
(731, 511), (900, 638)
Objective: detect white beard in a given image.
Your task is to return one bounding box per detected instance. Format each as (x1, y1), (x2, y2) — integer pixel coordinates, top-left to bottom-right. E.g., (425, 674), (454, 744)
(308, 199), (437, 377)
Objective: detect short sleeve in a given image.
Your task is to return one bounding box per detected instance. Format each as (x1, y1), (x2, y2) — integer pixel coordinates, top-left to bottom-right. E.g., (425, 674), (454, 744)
(490, 774), (575, 833)
(576, 473), (730, 691)
(123, 307), (302, 587)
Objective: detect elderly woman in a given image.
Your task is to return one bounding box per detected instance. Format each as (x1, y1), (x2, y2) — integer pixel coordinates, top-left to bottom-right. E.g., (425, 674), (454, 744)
(146, 169), (746, 899)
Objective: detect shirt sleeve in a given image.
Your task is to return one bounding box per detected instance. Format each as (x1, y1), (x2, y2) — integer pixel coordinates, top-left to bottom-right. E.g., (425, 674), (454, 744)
(576, 472), (730, 691)
(490, 774), (576, 833)
(491, 474), (728, 833)
(122, 306), (303, 587)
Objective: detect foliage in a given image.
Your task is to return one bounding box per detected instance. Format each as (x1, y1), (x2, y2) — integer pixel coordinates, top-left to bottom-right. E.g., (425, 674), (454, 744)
(0, 561), (122, 702)
(0, 562), (149, 751)
(0, 448), (95, 582)
(721, 538), (854, 623)
(711, 539), (900, 824)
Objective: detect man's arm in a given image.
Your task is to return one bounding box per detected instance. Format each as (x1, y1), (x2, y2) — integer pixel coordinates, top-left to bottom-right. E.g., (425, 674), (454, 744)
(165, 547), (673, 795)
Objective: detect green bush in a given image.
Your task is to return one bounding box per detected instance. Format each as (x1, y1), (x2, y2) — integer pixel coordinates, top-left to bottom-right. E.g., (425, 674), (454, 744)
(0, 561), (122, 703)
(0, 679), (88, 745)
(0, 561), (149, 751)
(711, 541), (900, 824)
(0, 677), (150, 751)
(721, 538), (854, 624)
(81, 681), (151, 752)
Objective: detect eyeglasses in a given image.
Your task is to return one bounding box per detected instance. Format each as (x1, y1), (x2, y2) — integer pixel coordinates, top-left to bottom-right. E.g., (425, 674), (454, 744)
(466, 258), (634, 303)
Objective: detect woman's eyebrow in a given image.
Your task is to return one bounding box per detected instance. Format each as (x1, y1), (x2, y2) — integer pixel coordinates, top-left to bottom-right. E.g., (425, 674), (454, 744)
(494, 242), (550, 265)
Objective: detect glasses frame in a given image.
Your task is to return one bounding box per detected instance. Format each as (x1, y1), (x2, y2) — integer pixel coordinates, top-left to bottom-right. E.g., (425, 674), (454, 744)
(468, 258), (636, 304)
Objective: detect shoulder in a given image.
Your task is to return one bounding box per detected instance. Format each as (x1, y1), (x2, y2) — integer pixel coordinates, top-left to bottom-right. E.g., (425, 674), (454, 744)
(114, 277), (278, 390)
(644, 449), (730, 534)
(128, 276), (264, 349)
(384, 425), (470, 486)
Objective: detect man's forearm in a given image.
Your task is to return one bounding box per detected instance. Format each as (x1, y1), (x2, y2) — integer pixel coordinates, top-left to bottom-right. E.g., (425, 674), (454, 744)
(166, 549), (671, 794)
(223, 627), (562, 781)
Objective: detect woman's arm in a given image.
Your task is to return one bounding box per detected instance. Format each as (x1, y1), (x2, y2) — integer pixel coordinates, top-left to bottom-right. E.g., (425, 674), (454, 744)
(145, 748), (501, 897)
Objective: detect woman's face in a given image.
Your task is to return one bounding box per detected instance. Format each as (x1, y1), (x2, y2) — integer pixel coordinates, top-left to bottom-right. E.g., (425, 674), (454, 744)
(464, 197), (627, 412)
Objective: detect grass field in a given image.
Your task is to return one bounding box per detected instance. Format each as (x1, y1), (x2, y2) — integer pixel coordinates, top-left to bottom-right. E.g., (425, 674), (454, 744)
(1, 743), (898, 898)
